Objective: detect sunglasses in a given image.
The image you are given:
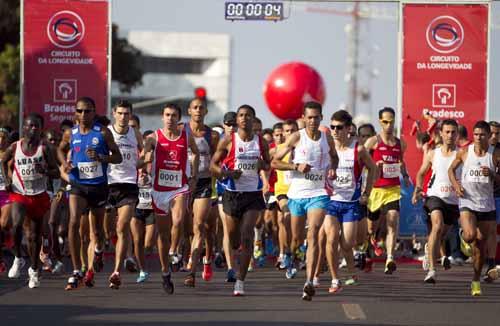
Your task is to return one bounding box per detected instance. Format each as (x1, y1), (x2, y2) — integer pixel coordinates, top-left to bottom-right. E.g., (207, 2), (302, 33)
(330, 124), (345, 130)
(76, 109), (94, 114)
(380, 119), (394, 125)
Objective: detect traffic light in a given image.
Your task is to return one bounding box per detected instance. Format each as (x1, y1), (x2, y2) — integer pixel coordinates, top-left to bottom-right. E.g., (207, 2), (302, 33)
(194, 87), (207, 100)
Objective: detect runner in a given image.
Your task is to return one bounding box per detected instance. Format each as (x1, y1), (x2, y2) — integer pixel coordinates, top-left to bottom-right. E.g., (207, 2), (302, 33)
(58, 97), (122, 290)
(210, 104), (270, 296)
(107, 100), (143, 289)
(365, 107), (410, 274)
(412, 119), (460, 283)
(141, 103), (199, 294)
(272, 101), (338, 301)
(184, 98), (219, 287)
(3, 113), (59, 288)
(448, 120), (500, 296)
(323, 110), (376, 293)
(0, 126), (12, 273)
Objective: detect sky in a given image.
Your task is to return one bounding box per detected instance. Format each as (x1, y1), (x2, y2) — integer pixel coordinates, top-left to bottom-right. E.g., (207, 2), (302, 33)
(112, 0), (500, 128)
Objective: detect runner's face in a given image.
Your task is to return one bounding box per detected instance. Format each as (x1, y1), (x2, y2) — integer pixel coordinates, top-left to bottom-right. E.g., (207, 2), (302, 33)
(237, 109), (254, 131)
(23, 118), (42, 139)
(303, 108), (322, 131)
(76, 102), (95, 126)
(163, 107), (179, 130)
(252, 120), (262, 135)
(45, 132), (61, 146)
(379, 112), (395, 134)
(330, 120), (347, 141)
(273, 128), (284, 144)
(282, 124), (297, 139)
(223, 121), (236, 134)
(188, 99), (207, 122)
(128, 119), (139, 130)
(472, 127), (490, 147)
(358, 127), (374, 146)
(113, 106), (131, 128)
(490, 126), (499, 145)
(440, 124), (457, 146)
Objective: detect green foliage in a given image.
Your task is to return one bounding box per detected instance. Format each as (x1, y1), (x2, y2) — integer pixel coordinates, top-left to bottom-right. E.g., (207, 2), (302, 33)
(112, 23), (143, 93)
(0, 43), (20, 111)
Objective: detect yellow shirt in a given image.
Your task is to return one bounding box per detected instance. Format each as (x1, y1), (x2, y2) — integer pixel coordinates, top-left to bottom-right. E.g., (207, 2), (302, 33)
(274, 143), (291, 197)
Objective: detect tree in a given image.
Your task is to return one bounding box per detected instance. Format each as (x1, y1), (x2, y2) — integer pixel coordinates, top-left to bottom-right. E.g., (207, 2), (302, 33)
(112, 23), (143, 93)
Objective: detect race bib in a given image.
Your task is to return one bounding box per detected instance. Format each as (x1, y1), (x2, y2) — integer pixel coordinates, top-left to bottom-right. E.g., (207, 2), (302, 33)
(138, 187), (152, 205)
(236, 159), (258, 174)
(465, 168), (489, 184)
(158, 169), (182, 188)
(335, 170), (352, 189)
(383, 163), (400, 179)
(78, 161), (103, 180)
(437, 182), (455, 196)
(199, 154), (210, 172)
(302, 170), (325, 187)
(120, 149), (136, 162)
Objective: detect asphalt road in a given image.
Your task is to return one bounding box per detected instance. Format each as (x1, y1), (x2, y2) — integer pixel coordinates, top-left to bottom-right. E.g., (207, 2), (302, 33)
(1, 257), (500, 326)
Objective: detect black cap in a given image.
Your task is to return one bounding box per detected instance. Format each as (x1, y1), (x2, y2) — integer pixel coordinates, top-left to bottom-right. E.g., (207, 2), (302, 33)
(223, 111), (237, 124)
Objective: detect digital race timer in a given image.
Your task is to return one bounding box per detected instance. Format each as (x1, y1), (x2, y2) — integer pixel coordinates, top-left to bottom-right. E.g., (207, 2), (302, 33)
(225, 2), (283, 21)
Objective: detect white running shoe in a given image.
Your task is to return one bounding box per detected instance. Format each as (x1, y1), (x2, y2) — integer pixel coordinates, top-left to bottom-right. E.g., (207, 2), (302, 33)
(28, 267), (40, 288)
(424, 269), (436, 284)
(339, 258), (347, 269)
(422, 243), (429, 271)
(8, 257), (26, 279)
(233, 280), (245, 296)
(312, 277), (320, 288)
(52, 260), (64, 274)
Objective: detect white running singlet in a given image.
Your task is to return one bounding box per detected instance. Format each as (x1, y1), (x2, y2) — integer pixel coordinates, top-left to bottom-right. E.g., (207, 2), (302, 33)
(329, 141), (362, 202)
(12, 140), (47, 196)
(189, 134), (211, 179)
(426, 147), (458, 205)
(107, 126), (138, 184)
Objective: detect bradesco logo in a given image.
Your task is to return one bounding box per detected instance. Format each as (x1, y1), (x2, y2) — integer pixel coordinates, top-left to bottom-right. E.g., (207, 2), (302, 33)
(426, 16), (464, 54)
(47, 11), (85, 49)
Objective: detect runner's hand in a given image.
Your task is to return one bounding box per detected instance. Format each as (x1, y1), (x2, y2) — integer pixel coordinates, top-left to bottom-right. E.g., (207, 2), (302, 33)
(411, 189), (422, 205)
(359, 193), (369, 206)
(481, 166), (491, 177)
(296, 163), (311, 174)
(327, 168), (336, 180)
(454, 184), (465, 197)
(86, 148), (99, 161)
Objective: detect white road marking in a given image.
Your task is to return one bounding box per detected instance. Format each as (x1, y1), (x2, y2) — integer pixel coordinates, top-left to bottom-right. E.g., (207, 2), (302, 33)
(342, 303), (367, 320)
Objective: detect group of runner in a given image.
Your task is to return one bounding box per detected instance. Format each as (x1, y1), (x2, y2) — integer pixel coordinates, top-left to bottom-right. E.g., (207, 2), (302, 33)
(0, 97), (499, 299)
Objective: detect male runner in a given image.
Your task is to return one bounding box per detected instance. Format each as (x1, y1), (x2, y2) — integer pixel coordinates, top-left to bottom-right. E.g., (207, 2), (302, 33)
(365, 107), (409, 274)
(141, 103), (199, 294)
(324, 110), (376, 293)
(3, 113), (59, 288)
(107, 100), (143, 289)
(413, 119), (460, 283)
(272, 101), (338, 301)
(449, 120), (500, 296)
(210, 104), (270, 296)
(184, 98), (219, 287)
(58, 97), (122, 290)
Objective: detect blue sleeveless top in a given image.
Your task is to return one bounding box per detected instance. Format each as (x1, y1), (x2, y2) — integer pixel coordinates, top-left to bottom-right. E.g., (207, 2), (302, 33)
(69, 123), (109, 185)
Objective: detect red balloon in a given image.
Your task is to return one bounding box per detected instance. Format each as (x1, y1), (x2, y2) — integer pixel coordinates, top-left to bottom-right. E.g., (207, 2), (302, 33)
(263, 62), (326, 120)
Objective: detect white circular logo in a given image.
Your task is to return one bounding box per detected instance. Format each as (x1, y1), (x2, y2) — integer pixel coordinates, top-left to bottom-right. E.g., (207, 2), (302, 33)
(426, 16), (464, 54)
(92, 137), (99, 145)
(47, 10), (85, 49)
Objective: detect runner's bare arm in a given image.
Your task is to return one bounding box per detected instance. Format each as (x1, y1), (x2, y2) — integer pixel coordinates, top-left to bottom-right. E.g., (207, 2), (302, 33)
(412, 150), (433, 204)
(400, 139), (410, 185)
(210, 130), (220, 156)
(210, 134), (231, 178)
(326, 132), (339, 172)
(43, 145), (60, 179)
(271, 131), (299, 171)
(358, 145), (376, 196)
(188, 133), (200, 179)
(259, 137), (271, 172)
(101, 128), (122, 164)
(57, 137), (70, 168)
(448, 148), (466, 197)
(139, 134), (157, 166)
(364, 135), (378, 151)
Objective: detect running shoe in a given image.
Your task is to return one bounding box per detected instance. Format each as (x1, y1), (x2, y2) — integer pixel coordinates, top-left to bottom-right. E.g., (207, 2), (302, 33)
(449, 256), (464, 266)
(339, 258), (347, 269)
(65, 272), (83, 291)
(184, 273), (195, 287)
(424, 270), (436, 284)
(384, 259), (397, 275)
(8, 257), (25, 279)
(253, 244), (263, 260)
(226, 269), (237, 283)
(162, 273), (174, 294)
(248, 259), (255, 272)
(40, 252), (52, 272)
(84, 270), (95, 287)
(233, 279), (245, 296)
(299, 261), (307, 271)
(136, 271), (150, 283)
(281, 254), (292, 270)
(471, 281), (481, 296)
(202, 262), (213, 282)
(170, 254), (182, 272)
(52, 260), (64, 274)
(328, 280), (342, 294)
(28, 267), (40, 289)
(81, 265), (87, 274)
(422, 243), (429, 271)
(275, 256), (283, 269)
(124, 257), (138, 273)
(94, 251), (104, 272)
(459, 230), (473, 257)
(214, 252), (224, 269)
(484, 266), (498, 283)
(285, 265), (297, 279)
(109, 272), (121, 289)
(345, 275), (359, 286)
(302, 282), (315, 301)
(441, 256), (451, 270)
(370, 236), (384, 257)
(0, 259), (7, 273)
(313, 277), (320, 288)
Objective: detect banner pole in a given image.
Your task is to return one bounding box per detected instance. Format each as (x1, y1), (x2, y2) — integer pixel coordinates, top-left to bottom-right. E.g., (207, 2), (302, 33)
(486, 1), (491, 121)
(19, 0), (25, 131)
(107, 0), (112, 118)
(396, 0), (404, 138)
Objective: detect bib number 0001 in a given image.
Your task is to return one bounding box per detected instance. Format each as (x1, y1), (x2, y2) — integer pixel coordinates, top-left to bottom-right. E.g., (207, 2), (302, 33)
(158, 169), (182, 188)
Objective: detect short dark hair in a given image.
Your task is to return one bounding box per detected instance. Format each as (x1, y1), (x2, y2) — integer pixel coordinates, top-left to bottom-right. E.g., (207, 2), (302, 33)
(303, 101), (322, 114)
(25, 113), (44, 128)
(130, 114), (140, 128)
(77, 96), (96, 109)
(95, 115), (110, 126)
(143, 130), (154, 138)
(283, 119), (298, 129)
(330, 110), (352, 125)
(253, 117), (262, 125)
(60, 119), (74, 130)
(378, 107), (395, 119)
(440, 119), (458, 130)
(262, 128), (273, 137)
(473, 120), (491, 134)
(237, 104), (256, 117)
(164, 103), (182, 117)
(358, 123), (376, 136)
(489, 120), (500, 129)
(458, 124), (468, 138)
(114, 100), (133, 112)
(273, 122), (283, 131)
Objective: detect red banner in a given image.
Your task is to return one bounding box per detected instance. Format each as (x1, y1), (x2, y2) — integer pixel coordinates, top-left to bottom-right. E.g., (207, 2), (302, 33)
(22, 0), (109, 129)
(401, 3), (489, 179)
